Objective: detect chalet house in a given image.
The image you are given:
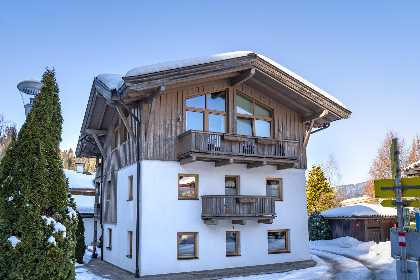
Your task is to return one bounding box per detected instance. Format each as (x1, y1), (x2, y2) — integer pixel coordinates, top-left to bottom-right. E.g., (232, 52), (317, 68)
(75, 51), (351, 277)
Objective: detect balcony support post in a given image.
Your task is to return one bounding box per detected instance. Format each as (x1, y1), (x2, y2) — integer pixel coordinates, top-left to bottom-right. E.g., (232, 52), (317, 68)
(247, 160), (267, 169)
(180, 156), (196, 165)
(232, 220), (246, 225)
(215, 158), (234, 167)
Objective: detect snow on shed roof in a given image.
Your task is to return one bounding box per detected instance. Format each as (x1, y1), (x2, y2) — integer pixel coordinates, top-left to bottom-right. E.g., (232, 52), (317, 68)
(72, 195), (94, 214)
(63, 169), (94, 190)
(96, 51), (346, 108)
(404, 160), (420, 172)
(321, 203), (397, 218)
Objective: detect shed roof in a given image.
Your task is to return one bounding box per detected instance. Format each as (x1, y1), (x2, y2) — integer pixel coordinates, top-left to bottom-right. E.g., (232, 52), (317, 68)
(321, 203), (397, 219)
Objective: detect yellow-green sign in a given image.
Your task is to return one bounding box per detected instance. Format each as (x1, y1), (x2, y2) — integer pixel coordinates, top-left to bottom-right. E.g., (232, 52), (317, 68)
(374, 177), (420, 198)
(381, 200), (420, 208)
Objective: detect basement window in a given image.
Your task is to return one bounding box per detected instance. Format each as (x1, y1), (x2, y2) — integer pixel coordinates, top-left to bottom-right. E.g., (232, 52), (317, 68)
(177, 232), (198, 259)
(126, 231), (133, 258)
(226, 231), (240, 256)
(106, 228), (112, 250)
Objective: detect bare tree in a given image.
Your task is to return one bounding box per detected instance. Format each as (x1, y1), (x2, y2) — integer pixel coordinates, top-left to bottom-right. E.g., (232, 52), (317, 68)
(364, 130), (408, 197)
(0, 114), (16, 161)
(408, 135), (420, 165)
(321, 153), (342, 189)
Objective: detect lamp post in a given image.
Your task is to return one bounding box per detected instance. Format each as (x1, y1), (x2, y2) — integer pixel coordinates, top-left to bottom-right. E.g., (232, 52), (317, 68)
(17, 80), (42, 116)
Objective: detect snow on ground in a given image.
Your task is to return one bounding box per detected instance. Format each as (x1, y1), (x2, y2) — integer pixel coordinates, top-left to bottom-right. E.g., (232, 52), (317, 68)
(76, 246), (106, 280)
(223, 237), (396, 280)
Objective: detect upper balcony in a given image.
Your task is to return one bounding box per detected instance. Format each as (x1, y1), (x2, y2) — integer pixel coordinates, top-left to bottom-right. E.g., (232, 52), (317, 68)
(177, 130), (300, 169)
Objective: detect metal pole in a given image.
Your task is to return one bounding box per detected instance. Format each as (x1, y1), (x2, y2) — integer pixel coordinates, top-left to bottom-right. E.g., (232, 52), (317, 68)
(100, 155), (104, 261)
(394, 138), (408, 280)
(135, 100), (142, 278)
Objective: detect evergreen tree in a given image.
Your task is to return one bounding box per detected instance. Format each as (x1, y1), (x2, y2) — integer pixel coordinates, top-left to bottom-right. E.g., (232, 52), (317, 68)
(0, 69), (77, 279)
(308, 212), (332, 241)
(75, 212), (86, 264)
(306, 165), (336, 215)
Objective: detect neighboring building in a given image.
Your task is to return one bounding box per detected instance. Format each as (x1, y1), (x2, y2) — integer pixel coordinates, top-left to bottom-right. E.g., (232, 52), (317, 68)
(75, 51), (351, 276)
(403, 160), (420, 177)
(64, 169), (99, 246)
(321, 203), (397, 243)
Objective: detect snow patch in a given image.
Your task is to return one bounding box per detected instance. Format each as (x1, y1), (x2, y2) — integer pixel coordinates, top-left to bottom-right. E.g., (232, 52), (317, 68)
(8, 196), (13, 201)
(42, 216), (56, 226)
(96, 74), (124, 91)
(8, 236), (20, 248)
(54, 222), (67, 238)
(321, 203), (397, 218)
(67, 206), (77, 219)
(48, 236), (56, 246)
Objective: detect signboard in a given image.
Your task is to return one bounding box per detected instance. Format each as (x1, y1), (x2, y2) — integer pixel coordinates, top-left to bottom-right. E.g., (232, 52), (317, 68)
(381, 200), (420, 208)
(374, 177), (420, 198)
(390, 141), (398, 178)
(404, 208), (411, 228)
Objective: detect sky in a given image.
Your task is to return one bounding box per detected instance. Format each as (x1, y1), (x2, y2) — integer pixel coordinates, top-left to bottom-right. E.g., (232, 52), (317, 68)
(0, 1), (419, 185)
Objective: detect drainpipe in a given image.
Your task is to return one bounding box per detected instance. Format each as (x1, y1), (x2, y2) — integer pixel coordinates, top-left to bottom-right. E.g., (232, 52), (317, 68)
(100, 154), (104, 261)
(135, 100), (142, 278)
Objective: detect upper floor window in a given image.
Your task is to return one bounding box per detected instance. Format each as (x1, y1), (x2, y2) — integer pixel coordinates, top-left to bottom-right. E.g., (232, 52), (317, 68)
(266, 178), (282, 201)
(236, 93), (272, 137)
(121, 110), (129, 143)
(186, 91), (227, 133)
(178, 174), (198, 200)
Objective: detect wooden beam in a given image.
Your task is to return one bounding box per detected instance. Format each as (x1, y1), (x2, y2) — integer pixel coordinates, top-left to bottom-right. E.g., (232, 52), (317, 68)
(232, 220), (246, 225)
(115, 104), (136, 141)
(258, 219), (273, 224)
(145, 98), (156, 146)
(180, 156), (196, 165)
(301, 119), (315, 157)
(231, 68), (255, 87)
(247, 160), (267, 169)
(277, 163), (294, 170)
(86, 129), (108, 135)
(204, 219), (218, 225)
(215, 159), (234, 167)
(145, 86), (165, 103)
(91, 134), (106, 160)
(301, 110), (329, 123)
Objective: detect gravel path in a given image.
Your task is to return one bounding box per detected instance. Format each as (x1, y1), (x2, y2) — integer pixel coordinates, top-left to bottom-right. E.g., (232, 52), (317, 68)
(84, 258), (316, 280)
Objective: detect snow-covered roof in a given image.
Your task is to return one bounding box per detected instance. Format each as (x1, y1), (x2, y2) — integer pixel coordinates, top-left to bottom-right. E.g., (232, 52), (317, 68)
(404, 160), (420, 172)
(339, 196), (372, 205)
(96, 51), (346, 108)
(63, 169), (94, 190)
(321, 203), (397, 218)
(73, 195), (94, 214)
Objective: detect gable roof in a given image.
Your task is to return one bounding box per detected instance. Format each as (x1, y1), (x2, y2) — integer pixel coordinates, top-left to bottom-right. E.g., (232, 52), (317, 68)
(321, 203), (397, 219)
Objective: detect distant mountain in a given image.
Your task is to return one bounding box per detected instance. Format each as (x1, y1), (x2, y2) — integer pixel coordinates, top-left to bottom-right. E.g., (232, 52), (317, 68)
(333, 182), (367, 199)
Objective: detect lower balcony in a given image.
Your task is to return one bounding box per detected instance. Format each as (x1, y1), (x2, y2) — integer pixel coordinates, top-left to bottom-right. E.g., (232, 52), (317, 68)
(177, 130), (300, 169)
(201, 195), (276, 225)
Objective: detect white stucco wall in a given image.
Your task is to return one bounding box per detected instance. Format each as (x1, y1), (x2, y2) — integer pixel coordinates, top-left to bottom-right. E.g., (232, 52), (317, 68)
(102, 164), (137, 272)
(139, 160), (310, 276)
(83, 217), (101, 247)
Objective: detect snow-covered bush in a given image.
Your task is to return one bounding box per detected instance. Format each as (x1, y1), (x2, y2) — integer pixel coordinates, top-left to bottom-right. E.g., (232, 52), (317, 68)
(0, 70), (77, 279)
(308, 212), (332, 241)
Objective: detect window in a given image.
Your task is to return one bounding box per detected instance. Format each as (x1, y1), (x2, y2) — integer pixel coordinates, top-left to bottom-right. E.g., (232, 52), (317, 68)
(121, 110), (130, 143)
(126, 231), (133, 258)
(236, 92), (272, 137)
(226, 231), (240, 256)
(178, 174), (198, 200)
(266, 178), (282, 201)
(107, 180), (112, 200)
(186, 90), (227, 133)
(112, 118), (119, 150)
(268, 230), (289, 253)
(177, 232), (198, 259)
(225, 176), (239, 195)
(107, 228), (112, 250)
(128, 176), (133, 201)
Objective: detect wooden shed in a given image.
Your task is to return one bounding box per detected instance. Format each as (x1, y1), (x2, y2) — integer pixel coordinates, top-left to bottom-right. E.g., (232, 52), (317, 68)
(321, 203), (397, 243)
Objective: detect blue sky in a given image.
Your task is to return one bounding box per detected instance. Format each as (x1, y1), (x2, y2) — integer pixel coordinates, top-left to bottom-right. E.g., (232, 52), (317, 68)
(0, 1), (419, 185)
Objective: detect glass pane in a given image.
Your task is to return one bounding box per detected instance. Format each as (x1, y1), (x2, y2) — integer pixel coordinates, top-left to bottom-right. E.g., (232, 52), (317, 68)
(226, 233), (237, 254)
(237, 118), (252, 136)
(225, 177), (237, 195)
(237, 94), (253, 115)
(209, 114), (225, 133)
(178, 234), (195, 256)
(207, 91), (226, 111)
(255, 120), (271, 137)
(179, 175), (196, 198)
(268, 231), (286, 251)
(186, 95), (205, 109)
(255, 103), (271, 118)
(186, 111), (203, 131)
(267, 180), (280, 198)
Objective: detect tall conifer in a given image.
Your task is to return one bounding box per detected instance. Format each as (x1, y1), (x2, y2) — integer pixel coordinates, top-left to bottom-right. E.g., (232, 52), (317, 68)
(0, 69), (77, 279)
(306, 165), (336, 215)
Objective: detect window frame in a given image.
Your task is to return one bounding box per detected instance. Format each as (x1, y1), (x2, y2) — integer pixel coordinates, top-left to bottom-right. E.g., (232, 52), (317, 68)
(267, 229), (289, 254)
(121, 110), (130, 144)
(225, 175), (239, 195)
(266, 178), (283, 201)
(236, 91), (273, 138)
(128, 176), (133, 201)
(106, 228), (112, 250)
(226, 231), (240, 257)
(112, 118), (119, 150)
(178, 174), (198, 200)
(177, 232), (198, 259)
(186, 90), (228, 133)
(126, 231), (133, 258)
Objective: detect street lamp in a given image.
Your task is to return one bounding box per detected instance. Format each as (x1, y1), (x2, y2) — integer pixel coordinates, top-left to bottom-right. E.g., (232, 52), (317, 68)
(17, 80), (42, 117)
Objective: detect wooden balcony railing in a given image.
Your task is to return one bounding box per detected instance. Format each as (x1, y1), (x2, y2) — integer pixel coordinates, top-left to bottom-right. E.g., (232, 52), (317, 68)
(201, 195), (276, 225)
(177, 130), (299, 161)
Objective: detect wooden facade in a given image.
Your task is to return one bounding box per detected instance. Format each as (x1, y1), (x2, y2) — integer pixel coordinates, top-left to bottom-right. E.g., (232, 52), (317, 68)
(326, 217), (397, 243)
